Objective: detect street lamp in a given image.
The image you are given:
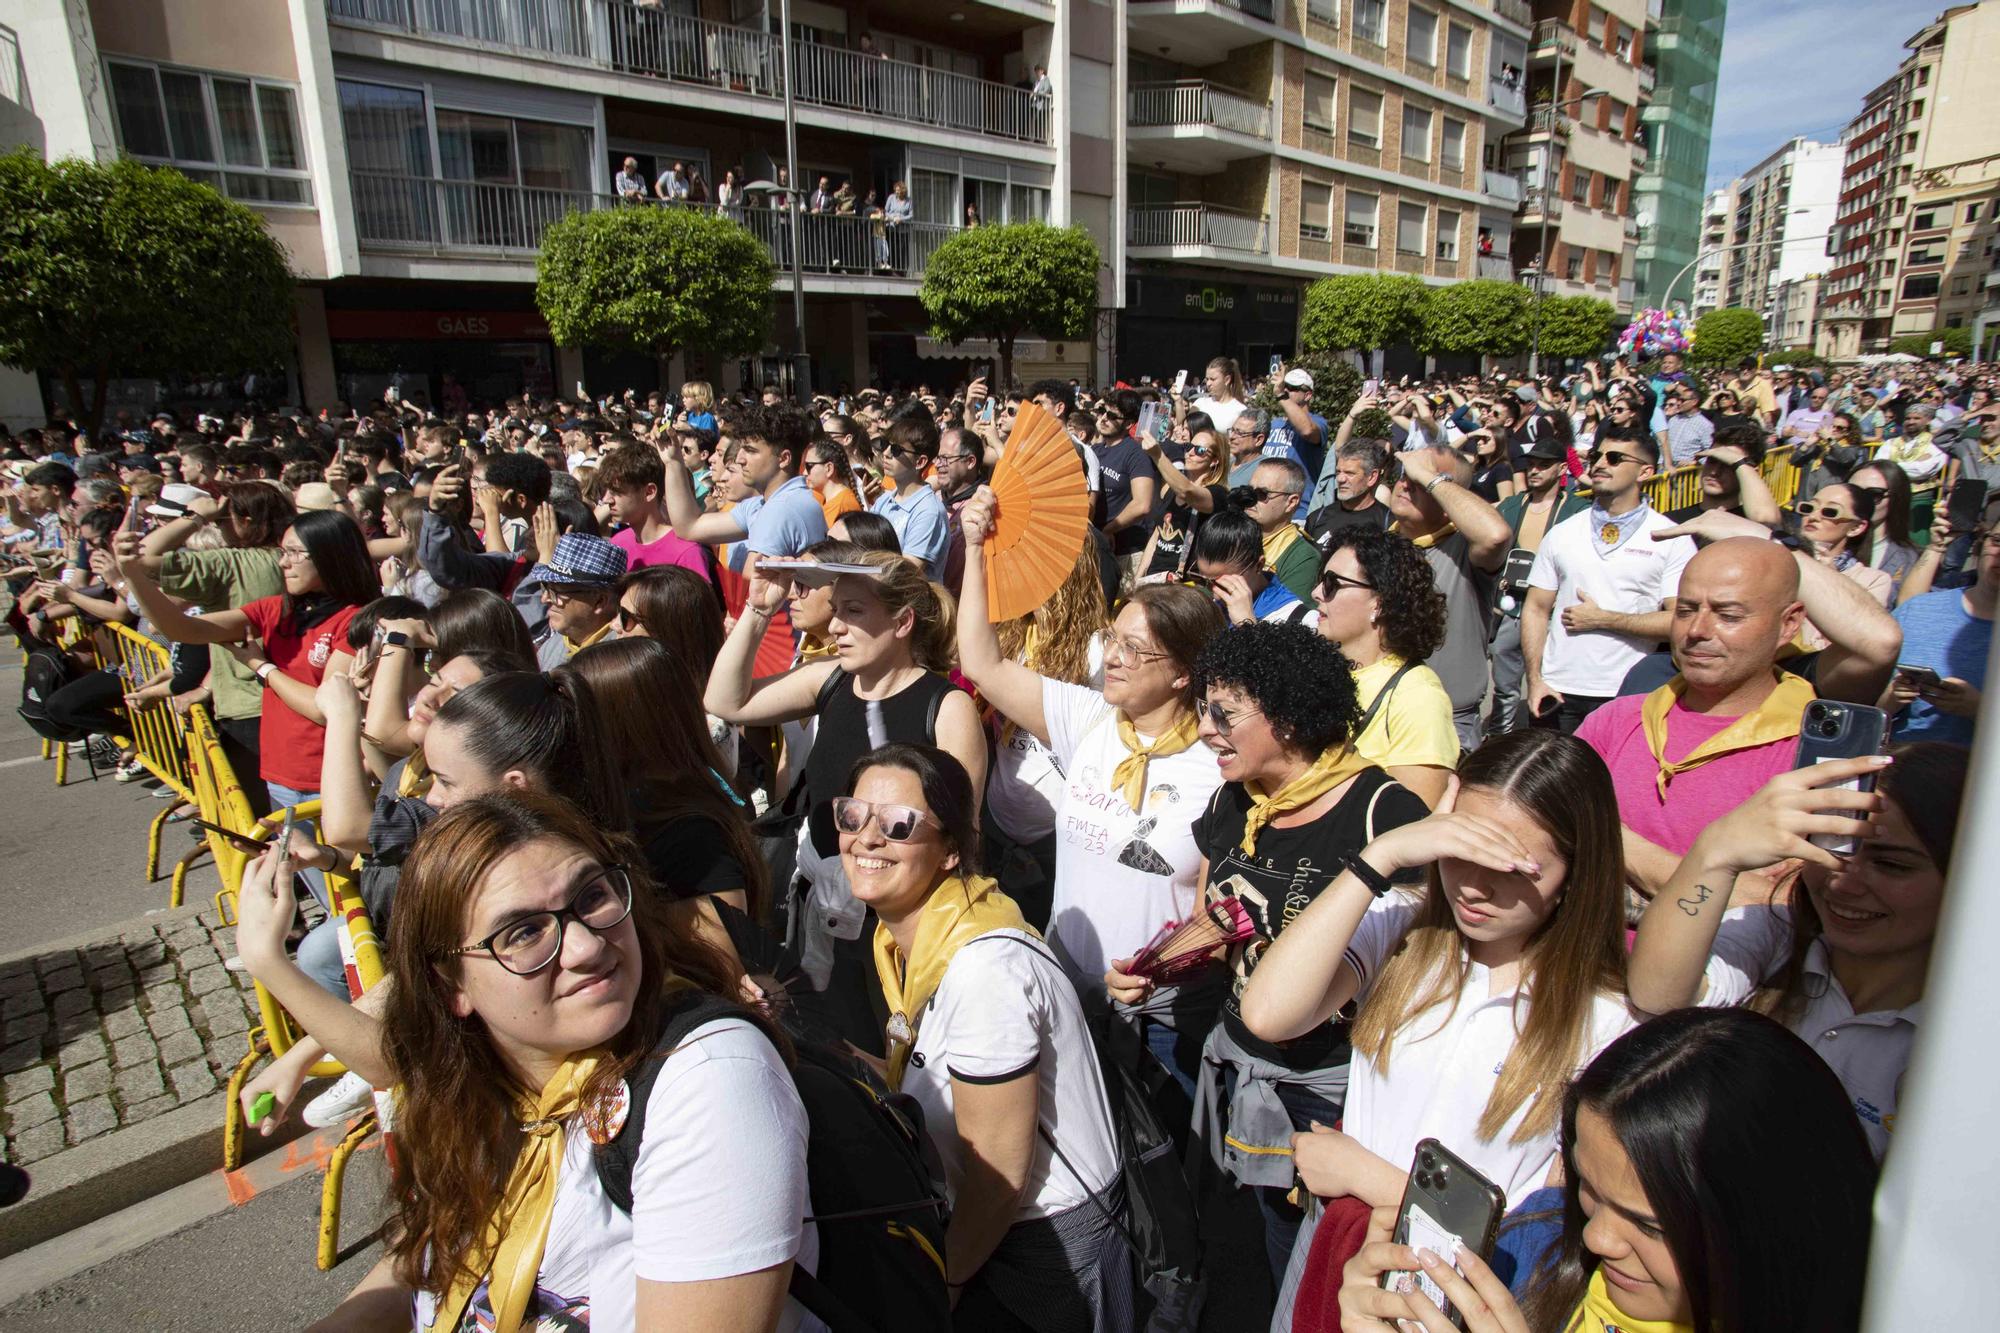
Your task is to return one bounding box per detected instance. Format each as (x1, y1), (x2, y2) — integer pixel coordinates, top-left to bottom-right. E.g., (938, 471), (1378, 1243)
(1666, 212), (1827, 314)
(1525, 75), (1610, 376)
(743, 179), (810, 405)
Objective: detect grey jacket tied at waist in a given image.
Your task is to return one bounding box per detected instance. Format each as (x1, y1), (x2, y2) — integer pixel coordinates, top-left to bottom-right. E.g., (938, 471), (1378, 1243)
(1191, 1021), (1350, 1190)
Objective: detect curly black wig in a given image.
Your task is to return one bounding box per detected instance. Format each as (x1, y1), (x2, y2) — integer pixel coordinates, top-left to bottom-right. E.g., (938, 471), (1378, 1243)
(1318, 526), (1447, 664)
(1193, 621), (1361, 757)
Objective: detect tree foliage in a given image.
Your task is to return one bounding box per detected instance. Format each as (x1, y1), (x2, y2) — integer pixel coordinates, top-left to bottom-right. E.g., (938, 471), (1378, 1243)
(1249, 353), (1361, 424)
(0, 149), (294, 435)
(1300, 274), (1427, 355)
(537, 205), (773, 361)
(1534, 295), (1618, 360)
(1690, 307), (1764, 367)
(919, 223), (1098, 388)
(1888, 327), (1973, 359)
(1419, 280), (1530, 358)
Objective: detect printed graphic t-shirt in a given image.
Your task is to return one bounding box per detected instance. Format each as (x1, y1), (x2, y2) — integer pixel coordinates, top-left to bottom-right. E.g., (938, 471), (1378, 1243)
(239, 596), (360, 790)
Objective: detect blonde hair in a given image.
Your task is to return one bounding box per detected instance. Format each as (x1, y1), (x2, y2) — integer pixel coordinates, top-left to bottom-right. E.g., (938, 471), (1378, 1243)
(681, 381), (714, 411)
(996, 537), (1106, 684)
(851, 549), (957, 674)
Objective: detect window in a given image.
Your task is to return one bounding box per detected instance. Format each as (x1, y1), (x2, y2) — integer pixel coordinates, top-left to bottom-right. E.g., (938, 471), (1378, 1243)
(1614, 25), (1632, 58)
(1570, 169), (1590, 205)
(1406, 7), (1438, 65)
(1565, 250), (1583, 280)
(1907, 245), (1943, 266)
(1441, 118), (1466, 171)
(1401, 105), (1432, 161)
(1951, 276), (1972, 296)
(1349, 89), (1383, 148)
(1354, 0), (1386, 46)
(1435, 208), (1460, 260)
(1966, 202), (1983, 223)
(1344, 190), (1378, 246)
(1304, 74), (1336, 132)
(1445, 24), (1472, 78)
(1397, 201), (1426, 255)
(106, 59), (310, 204)
(1901, 273), (1941, 300)
(1301, 181), (1333, 241)
(1307, 0), (1336, 21)
(1912, 209), (1940, 230)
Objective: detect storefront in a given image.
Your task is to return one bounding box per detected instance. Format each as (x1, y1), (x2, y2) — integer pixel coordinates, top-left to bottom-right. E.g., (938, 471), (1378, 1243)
(1115, 273), (1302, 384)
(325, 304), (559, 409)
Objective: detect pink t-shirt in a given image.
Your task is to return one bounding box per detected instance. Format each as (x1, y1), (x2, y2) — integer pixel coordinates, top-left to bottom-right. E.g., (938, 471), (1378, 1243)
(1576, 693), (1797, 857)
(610, 525), (712, 581)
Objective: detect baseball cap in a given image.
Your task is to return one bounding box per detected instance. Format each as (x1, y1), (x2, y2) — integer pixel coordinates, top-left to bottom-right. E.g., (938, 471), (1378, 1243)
(1281, 368), (1314, 390)
(1523, 436), (1568, 463)
(1514, 384), (1540, 403)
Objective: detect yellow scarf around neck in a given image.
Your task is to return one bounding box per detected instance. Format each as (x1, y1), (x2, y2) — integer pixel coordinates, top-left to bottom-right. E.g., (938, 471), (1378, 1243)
(1239, 744), (1373, 854)
(1396, 519), (1457, 550)
(873, 874), (1035, 1089)
(1113, 710), (1202, 811)
(1566, 1268), (1694, 1333)
(1640, 670), (1814, 800)
(1261, 521), (1304, 569)
(429, 1055), (604, 1333)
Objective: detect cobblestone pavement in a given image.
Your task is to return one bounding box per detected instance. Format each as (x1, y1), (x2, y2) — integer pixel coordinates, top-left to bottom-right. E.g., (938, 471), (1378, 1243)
(0, 910), (255, 1165)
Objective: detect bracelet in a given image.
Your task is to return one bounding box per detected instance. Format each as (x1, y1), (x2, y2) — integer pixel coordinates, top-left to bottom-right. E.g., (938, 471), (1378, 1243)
(1424, 473), (1452, 494)
(1341, 850), (1395, 898)
(254, 662), (279, 684)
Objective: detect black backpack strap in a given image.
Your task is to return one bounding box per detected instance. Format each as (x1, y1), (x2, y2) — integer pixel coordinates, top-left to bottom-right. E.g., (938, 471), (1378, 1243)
(813, 665), (850, 716)
(1285, 600), (1312, 627)
(593, 990), (756, 1214)
(1351, 660), (1416, 745)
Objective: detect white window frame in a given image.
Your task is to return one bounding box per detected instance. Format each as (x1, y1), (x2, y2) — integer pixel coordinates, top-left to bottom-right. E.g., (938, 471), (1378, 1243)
(1406, 6), (1438, 67)
(1401, 105), (1433, 162)
(1344, 189), (1379, 247)
(1397, 201), (1427, 255)
(1441, 117), (1466, 171)
(1435, 207), (1460, 260)
(1348, 88), (1383, 149)
(1301, 181), (1333, 241)
(1306, 0), (1337, 22)
(1354, 0), (1387, 46)
(1303, 73), (1337, 133)
(104, 57), (313, 207)
(1445, 23), (1473, 79)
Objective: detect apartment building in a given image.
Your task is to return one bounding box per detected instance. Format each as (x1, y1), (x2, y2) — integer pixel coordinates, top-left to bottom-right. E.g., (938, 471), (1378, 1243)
(1717, 137), (1839, 345)
(1630, 0), (1722, 312)
(1688, 183), (1731, 313)
(1502, 0), (1652, 313)
(1114, 0), (1535, 378)
(1820, 0), (2000, 359)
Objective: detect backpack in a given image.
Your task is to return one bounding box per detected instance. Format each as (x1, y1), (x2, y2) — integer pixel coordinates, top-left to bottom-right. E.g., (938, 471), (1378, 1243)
(594, 991), (952, 1333)
(17, 638), (89, 744)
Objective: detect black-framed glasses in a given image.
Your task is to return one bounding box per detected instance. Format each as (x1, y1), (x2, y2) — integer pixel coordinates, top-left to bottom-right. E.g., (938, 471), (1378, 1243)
(831, 797), (938, 842)
(1194, 696), (1262, 737)
(616, 604), (645, 631)
(1246, 487), (1294, 503)
(1185, 444), (1215, 456)
(446, 866), (634, 976)
(1596, 450), (1646, 468)
(1318, 569), (1375, 597)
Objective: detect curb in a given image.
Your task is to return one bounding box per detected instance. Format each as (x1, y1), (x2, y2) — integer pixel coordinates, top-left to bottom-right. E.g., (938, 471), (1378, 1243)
(0, 906), (208, 972)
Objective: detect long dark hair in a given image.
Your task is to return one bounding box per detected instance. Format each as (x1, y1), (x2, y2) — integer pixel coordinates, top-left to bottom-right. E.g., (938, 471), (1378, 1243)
(614, 565), (726, 681)
(1519, 1008), (1875, 1332)
(845, 742), (980, 876)
(1190, 505), (1263, 575)
(284, 509), (378, 630)
(430, 587), (537, 668)
(1850, 461), (1915, 556)
(430, 671), (626, 827)
(221, 481), (294, 548)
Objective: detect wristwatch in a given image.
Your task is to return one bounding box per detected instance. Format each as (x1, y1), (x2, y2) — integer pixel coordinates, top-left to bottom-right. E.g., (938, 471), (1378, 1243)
(254, 662), (279, 684)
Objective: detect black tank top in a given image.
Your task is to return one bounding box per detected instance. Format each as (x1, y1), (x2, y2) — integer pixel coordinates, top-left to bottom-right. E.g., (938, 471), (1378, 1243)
(804, 668), (963, 856)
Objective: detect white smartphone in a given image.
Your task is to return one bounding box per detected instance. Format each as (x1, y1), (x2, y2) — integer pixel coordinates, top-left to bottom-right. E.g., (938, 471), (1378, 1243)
(1172, 369), (1188, 397)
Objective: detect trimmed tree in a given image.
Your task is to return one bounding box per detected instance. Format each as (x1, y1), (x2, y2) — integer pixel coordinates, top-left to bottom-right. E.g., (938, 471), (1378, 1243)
(1690, 307), (1764, 368)
(1299, 273), (1427, 356)
(1249, 353), (1361, 426)
(537, 206), (774, 365)
(0, 150), (294, 438)
(1420, 280), (1530, 360)
(918, 223), (1098, 389)
(1535, 295), (1618, 361)
(1889, 327), (1973, 359)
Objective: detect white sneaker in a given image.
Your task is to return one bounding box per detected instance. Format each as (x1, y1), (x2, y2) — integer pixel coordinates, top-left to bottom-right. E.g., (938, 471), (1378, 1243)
(302, 1071), (375, 1128)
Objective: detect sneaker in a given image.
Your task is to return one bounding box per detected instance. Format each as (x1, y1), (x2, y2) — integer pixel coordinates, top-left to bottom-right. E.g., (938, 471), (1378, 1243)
(114, 758), (145, 782)
(302, 1071), (375, 1128)
(223, 954), (248, 973)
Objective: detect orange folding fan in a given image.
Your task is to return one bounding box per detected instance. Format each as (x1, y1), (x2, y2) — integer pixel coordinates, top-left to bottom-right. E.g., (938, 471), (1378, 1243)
(983, 402), (1091, 623)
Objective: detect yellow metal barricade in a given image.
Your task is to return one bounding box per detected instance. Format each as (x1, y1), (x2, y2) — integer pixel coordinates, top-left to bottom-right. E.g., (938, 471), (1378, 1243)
(103, 625), (199, 881)
(43, 616), (89, 787)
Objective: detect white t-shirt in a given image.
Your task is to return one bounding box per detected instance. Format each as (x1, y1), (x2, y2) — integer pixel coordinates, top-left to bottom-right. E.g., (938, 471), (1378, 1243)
(1702, 905), (1917, 1159)
(1041, 679), (1225, 984)
(905, 930), (1122, 1218)
(1526, 507), (1696, 697)
(986, 638), (1105, 843)
(414, 1018), (822, 1332)
(1340, 894), (1636, 1204)
(1194, 396), (1247, 434)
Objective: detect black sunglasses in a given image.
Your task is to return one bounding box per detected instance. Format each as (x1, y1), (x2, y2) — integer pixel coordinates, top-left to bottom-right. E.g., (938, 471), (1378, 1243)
(1596, 450), (1647, 468)
(1318, 569), (1374, 596)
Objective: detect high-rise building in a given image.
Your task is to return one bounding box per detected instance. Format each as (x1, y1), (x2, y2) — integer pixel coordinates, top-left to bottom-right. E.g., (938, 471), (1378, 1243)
(1630, 0), (1722, 313)
(1716, 137), (1840, 345)
(1689, 184), (1733, 313)
(1504, 0), (1654, 320)
(1820, 0), (2000, 358)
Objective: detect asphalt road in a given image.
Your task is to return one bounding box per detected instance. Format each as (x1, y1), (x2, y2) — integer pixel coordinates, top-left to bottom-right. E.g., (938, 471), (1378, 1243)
(0, 661), (208, 951)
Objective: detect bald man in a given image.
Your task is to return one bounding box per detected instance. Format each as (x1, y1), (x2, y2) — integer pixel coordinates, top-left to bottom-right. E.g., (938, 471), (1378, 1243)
(1576, 521), (1903, 901)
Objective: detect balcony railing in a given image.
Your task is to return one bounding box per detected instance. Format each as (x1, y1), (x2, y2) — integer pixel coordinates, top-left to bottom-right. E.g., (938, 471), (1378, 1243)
(1518, 186), (1563, 220)
(348, 170), (957, 277)
(1488, 78), (1526, 118)
(1530, 19), (1576, 57)
(1127, 203), (1268, 254)
(328, 0), (1049, 144)
(0, 25), (25, 109)
(1483, 170), (1523, 205)
(1128, 81), (1271, 138)
(1493, 0), (1532, 27)
(1478, 254), (1516, 280)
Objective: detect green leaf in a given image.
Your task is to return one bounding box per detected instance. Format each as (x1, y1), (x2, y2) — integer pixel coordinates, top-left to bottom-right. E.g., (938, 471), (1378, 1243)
(1299, 274), (1426, 355)
(1416, 280), (1530, 358)
(918, 223), (1099, 381)
(1533, 295), (1618, 360)
(1689, 307), (1764, 368)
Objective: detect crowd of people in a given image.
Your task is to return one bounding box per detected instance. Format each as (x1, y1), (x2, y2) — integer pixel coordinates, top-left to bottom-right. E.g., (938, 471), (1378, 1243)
(1, 347), (1993, 1333)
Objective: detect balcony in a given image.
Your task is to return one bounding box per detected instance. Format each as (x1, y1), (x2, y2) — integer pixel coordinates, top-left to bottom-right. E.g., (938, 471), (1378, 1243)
(327, 0), (1050, 146)
(1129, 81), (1270, 137)
(1493, 0), (1533, 27)
(1478, 254), (1516, 280)
(1488, 77), (1526, 119)
(1518, 186), (1563, 221)
(1483, 170), (1523, 205)
(1529, 19), (1577, 61)
(347, 171), (957, 282)
(1637, 63), (1655, 96)
(1127, 203), (1268, 256)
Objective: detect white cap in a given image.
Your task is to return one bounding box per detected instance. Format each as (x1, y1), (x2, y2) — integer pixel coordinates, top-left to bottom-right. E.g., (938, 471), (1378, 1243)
(1281, 368), (1314, 390)
(146, 484), (208, 519)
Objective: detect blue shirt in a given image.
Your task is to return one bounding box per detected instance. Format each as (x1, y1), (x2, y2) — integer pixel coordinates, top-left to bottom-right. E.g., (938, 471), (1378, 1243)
(732, 473), (828, 572)
(871, 483), (951, 579)
(1890, 588), (1991, 744)
(1251, 577), (1303, 622)
(1263, 410), (1328, 482)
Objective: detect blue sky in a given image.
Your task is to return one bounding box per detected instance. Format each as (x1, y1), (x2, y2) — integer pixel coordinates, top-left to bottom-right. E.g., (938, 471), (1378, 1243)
(1704, 0), (1948, 190)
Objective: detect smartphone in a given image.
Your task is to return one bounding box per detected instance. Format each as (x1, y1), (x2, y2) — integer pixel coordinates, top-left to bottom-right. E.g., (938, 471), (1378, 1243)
(1269, 353), (1284, 378)
(1364, 378), (1382, 397)
(1172, 369), (1188, 397)
(385, 383), (400, 404)
(1946, 478), (1988, 533)
(191, 818), (274, 855)
(981, 399), (996, 426)
(1894, 663), (1943, 690)
(1793, 700), (1888, 856)
(1136, 400), (1162, 443)
(576, 379), (588, 400)
(1382, 1139), (1506, 1331)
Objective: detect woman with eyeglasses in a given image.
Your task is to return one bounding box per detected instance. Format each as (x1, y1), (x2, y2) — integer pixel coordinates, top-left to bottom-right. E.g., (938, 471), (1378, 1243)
(303, 792), (819, 1333)
(706, 550), (985, 1052)
(840, 744), (1128, 1332)
(803, 440), (863, 527)
(1137, 426), (1228, 580)
(958, 485), (1227, 1085)
(1791, 482), (1894, 650)
(1311, 527), (1457, 808)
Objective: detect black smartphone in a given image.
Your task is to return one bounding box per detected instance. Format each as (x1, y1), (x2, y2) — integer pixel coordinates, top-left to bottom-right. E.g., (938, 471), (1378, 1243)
(1382, 1139), (1506, 1330)
(1895, 663), (1943, 690)
(1792, 700), (1888, 856)
(1946, 478), (1988, 534)
(191, 818), (274, 854)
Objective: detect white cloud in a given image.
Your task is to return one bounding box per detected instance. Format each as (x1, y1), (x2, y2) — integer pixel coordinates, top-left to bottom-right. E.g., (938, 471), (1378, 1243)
(1704, 0), (1946, 189)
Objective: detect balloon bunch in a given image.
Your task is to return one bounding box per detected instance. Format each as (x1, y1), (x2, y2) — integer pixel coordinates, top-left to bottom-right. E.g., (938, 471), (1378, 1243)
(1618, 308), (1692, 360)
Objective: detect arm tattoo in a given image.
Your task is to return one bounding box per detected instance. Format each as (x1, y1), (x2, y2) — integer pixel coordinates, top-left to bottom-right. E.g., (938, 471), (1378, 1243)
(1675, 883), (1714, 918)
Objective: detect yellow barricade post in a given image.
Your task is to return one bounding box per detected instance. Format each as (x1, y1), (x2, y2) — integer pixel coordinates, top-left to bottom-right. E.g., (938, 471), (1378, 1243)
(103, 625), (199, 881)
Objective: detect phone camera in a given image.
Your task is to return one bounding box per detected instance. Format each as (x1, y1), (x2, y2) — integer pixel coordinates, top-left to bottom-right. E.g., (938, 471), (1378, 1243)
(1817, 717), (1842, 738)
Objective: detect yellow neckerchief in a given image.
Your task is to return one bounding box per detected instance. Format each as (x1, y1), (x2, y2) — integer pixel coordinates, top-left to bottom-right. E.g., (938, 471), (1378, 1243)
(1394, 519), (1457, 550)
(798, 633), (838, 662)
(396, 750), (430, 799)
(1640, 670), (1814, 799)
(1566, 1268), (1694, 1333)
(1261, 521), (1305, 568)
(429, 1055), (604, 1333)
(872, 874), (1035, 1089)
(1113, 710), (1202, 811)
(1238, 744), (1373, 854)
(562, 618), (616, 655)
